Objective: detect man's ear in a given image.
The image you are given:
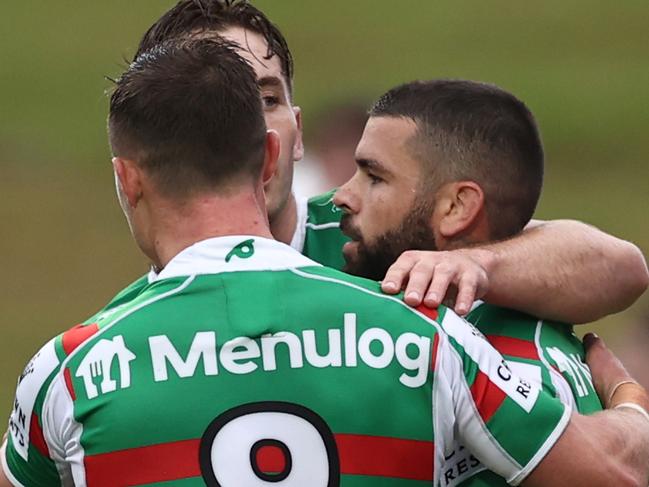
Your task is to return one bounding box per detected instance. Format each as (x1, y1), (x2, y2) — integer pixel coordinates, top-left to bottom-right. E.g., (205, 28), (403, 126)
(435, 181), (485, 239)
(292, 106), (305, 162)
(261, 129), (281, 186)
(112, 157), (143, 208)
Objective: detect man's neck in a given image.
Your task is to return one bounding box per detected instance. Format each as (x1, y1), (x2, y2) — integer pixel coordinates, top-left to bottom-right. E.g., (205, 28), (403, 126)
(269, 192), (298, 246)
(148, 191), (274, 270)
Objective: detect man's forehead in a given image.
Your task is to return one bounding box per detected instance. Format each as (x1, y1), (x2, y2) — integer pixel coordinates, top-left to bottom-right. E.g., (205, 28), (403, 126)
(355, 116), (420, 169)
(219, 27), (284, 83)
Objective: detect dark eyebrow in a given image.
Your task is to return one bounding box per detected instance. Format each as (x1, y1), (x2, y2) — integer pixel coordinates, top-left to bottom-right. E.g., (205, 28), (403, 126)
(356, 157), (387, 173)
(258, 76), (284, 89)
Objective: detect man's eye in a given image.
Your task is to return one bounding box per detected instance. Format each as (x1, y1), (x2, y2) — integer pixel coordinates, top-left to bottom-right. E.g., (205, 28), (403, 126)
(262, 95), (280, 109)
(368, 173), (383, 185)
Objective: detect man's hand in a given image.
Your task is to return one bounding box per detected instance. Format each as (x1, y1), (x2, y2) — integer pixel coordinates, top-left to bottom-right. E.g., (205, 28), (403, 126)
(584, 332), (649, 412)
(381, 249), (493, 315)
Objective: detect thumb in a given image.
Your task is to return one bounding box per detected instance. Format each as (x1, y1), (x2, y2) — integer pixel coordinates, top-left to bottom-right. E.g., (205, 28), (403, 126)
(582, 332), (601, 353)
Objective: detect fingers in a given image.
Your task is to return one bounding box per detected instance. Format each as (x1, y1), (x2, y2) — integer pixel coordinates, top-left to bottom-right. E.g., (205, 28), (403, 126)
(403, 261), (439, 306)
(422, 264), (454, 309)
(453, 274), (479, 315)
(382, 252), (418, 295)
(382, 250), (490, 313)
(582, 332), (600, 352)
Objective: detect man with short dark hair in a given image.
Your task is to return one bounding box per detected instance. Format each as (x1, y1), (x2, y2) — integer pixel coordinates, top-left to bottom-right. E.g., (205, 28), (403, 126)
(2, 38), (649, 487)
(106, 0), (649, 325)
(332, 79), (615, 485)
(338, 79), (545, 280)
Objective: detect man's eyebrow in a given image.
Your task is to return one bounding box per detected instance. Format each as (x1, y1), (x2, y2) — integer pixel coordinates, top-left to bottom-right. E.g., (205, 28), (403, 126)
(356, 157), (387, 173)
(258, 76), (283, 89)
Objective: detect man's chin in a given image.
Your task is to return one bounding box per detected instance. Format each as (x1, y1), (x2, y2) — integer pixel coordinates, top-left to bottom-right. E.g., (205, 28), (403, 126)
(342, 244), (387, 281)
(342, 241), (364, 276)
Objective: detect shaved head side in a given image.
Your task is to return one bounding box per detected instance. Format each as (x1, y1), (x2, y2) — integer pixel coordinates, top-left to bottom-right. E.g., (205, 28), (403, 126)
(370, 80), (544, 240)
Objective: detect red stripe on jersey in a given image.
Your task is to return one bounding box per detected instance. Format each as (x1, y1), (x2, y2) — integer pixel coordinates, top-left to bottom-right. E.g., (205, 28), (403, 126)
(470, 370), (507, 423)
(415, 304), (439, 322)
(84, 434), (434, 484)
(29, 413), (50, 458)
(430, 333), (440, 371)
(486, 335), (539, 361)
(62, 323), (99, 356)
(85, 439), (201, 486)
(64, 368), (76, 401)
(336, 434), (434, 481)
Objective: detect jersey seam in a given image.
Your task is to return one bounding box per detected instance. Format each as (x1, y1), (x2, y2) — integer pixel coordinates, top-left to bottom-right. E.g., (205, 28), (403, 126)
(289, 268), (443, 334)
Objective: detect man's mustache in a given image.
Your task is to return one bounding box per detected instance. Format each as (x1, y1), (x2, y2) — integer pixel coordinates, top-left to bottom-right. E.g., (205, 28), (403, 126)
(339, 214), (363, 242)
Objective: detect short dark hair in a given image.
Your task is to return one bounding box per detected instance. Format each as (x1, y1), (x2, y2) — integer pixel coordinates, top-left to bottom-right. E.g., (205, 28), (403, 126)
(370, 79), (544, 240)
(109, 38), (266, 198)
(136, 0), (294, 95)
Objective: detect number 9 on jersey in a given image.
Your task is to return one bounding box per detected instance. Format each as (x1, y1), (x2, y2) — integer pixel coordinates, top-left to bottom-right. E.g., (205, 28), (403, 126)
(199, 402), (340, 486)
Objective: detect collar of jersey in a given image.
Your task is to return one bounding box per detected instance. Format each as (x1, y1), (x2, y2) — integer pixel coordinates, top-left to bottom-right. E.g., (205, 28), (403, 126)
(147, 235), (321, 283)
(289, 196), (308, 253)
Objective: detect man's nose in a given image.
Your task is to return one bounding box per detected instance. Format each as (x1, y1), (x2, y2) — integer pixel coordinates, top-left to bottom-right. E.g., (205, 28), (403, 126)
(333, 186), (353, 215)
(333, 173), (360, 214)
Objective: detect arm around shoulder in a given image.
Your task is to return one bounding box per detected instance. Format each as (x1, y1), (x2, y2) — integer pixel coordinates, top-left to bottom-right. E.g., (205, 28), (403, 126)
(482, 219), (649, 323)
(523, 410), (649, 487)
(524, 332), (649, 486)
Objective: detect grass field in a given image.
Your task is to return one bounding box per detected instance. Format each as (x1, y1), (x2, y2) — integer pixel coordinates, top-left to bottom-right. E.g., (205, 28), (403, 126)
(1, 0), (647, 414)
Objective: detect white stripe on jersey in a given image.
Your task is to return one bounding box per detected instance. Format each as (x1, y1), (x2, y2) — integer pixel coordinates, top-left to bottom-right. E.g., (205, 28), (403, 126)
(43, 375), (84, 487)
(305, 221), (341, 230)
(441, 334), (522, 479)
(535, 320), (578, 410)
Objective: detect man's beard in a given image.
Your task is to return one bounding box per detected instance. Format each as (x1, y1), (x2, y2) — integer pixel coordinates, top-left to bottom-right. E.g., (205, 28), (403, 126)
(340, 201), (438, 281)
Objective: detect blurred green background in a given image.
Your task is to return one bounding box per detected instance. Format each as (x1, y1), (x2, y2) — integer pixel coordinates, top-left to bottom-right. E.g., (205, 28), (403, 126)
(1, 1), (647, 414)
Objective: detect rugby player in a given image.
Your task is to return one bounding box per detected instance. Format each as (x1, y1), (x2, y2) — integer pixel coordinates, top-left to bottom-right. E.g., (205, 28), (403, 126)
(2, 37), (649, 487)
(112, 0), (649, 324)
(332, 79), (608, 485)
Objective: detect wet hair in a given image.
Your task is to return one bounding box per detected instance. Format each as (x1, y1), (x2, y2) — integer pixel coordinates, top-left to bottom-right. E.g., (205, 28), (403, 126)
(370, 79), (544, 239)
(136, 0), (294, 95)
(109, 37), (266, 198)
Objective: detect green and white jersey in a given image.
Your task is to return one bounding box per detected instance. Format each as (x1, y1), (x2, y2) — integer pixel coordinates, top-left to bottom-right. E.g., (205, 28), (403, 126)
(98, 190), (349, 316)
(4, 237), (569, 487)
(292, 190), (350, 270)
(290, 192), (599, 408)
(290, 191), (603, 486)
(439, 302), (602, 487)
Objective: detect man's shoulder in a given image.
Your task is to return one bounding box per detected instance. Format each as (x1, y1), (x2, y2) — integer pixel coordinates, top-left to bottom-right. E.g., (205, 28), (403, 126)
(97, 273), (150, 316)
(467, 302), (575, 341)
(306, 189), (343, 227)
(291, 266), (448, 326)
(291, 264), (381, 293)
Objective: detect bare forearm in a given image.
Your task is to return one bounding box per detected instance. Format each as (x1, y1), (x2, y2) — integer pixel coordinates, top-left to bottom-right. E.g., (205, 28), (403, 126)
(476, 219), (648, 323)
(525, 410), (649, 487)
(529, 332), (649, 487)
